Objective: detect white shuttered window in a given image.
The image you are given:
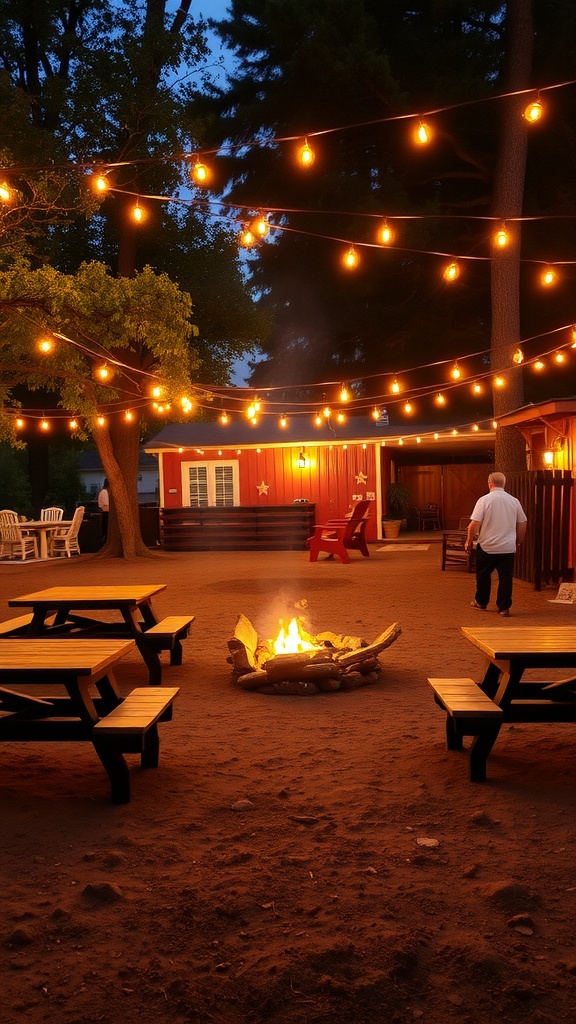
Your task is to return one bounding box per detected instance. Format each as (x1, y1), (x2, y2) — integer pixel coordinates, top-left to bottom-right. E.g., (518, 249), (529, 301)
(181, 461), (239, 506)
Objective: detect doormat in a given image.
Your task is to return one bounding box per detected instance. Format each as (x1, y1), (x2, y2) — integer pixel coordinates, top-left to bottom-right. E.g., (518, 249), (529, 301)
(548, 583), (576, 604)
(377, 544), (430, 552)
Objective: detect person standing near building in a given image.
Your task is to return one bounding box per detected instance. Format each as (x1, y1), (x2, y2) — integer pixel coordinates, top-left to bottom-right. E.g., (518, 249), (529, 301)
(97, 478), (109, 540)
(465, 471), (527, 617)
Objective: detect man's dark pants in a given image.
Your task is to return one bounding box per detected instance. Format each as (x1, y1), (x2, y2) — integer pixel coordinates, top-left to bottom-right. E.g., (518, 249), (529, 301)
(475, 544), (515, 612)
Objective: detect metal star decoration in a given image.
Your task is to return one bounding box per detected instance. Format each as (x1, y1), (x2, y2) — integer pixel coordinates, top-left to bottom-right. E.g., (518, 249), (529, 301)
(257, 480), (269, 495)
(355, 471), (368, 485)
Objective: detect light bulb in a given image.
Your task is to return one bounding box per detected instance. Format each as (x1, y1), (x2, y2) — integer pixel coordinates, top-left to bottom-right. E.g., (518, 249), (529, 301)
(220, 411), (229, 424)
(533, 359), (545, 371)
(93, 174), (109, 193)
(494, 375), (505, 388)
(555, 351), (565, 363)
(343, 246), (359, 269)
(541, 266), (556, 286)
(253, 213), (270, 237)
(404, 401), (413, 414)
(472, 381), (483, 394)
(391, 378), (400, 394)
(443, 261), (459, 282)
(513, 348), (524, 364)
(191, 160), (210, 185)
(0, 182), (11, 201)
(38, 338), (53, 353)
(371, 407), (380, 420)
(298, 139), (315, 167)
(279, 414), (287, 428)
(495, 224), (509, 247)
(336, 412), (345, 424)
(435, 393), (446, 405)
(450, 363), (461, 380)
(339, 385), (350, 402)
(524, 98), (543, 123)
(377, 220), (394, 245)
(415, 120), (431, 145)
(132, 202), (146, 223)
(239, 225), (256, 247)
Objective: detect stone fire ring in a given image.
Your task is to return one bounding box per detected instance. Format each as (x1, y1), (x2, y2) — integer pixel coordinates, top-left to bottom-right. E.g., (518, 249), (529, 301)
(227, 615), (402, 696)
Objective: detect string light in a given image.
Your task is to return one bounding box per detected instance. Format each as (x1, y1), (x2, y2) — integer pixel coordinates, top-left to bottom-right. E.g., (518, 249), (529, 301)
(343, 245), (359, 269)
(377, 219), (394, 245)
(495, 223), (510, 248)
(322, 405), (331, 419)
(443, 261), (460, 282)
(450, 362), (462, 380)
(220, 411), (229, 424)
(252, 213), (270, 238)
(38, 337), (54, 353)
(91, 173), (109, 193)
(339, 384), (350, 402)
(571, 326), (576, 348)
(414, 120), (431, 145)
(16, 417), (25, 428)
(512, 347), (524, 364)
(0, 182), (12, 201)
(131, 200), (146, 223)
(239, 224), (256, 247)
(494, 375), (506, 388)
(555, 351), (566, 363)
(191, 159), (210, 186)
(403, 401), (413, 414)
(541, 266), (556, 286)
(40, 419), (50, 431)
(472, 381), (483, 394)
(297, 139), (315, 167)
(524, 96), (543, 123)
(95, 364), (111, 381)
(96, 415), (106, 426)
(279, 413), (287, 427)
(533, 359), (545, 371)
(336, 411), (346, 423)
(435, 393), (446, 405)
(125, 410), (134, 421)
(314, 412), (323, 426)
(391, 377), (401, 394)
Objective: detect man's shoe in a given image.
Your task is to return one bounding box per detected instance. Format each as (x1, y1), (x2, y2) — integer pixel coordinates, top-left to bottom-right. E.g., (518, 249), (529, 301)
(498, 609), (510, 617)
(471, 600), (487, 610)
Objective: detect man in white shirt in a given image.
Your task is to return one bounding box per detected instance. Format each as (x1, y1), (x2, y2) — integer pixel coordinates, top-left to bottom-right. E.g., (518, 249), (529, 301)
(465, 472), (527, 617)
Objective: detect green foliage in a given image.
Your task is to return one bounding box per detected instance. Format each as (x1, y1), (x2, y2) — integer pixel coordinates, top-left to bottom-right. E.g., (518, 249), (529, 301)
(47, 446), (87, 511)
(387, 482), (412, 518)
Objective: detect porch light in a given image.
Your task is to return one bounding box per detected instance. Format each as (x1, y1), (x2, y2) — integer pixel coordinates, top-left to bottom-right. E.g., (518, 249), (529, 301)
(543, 450), (554, 466)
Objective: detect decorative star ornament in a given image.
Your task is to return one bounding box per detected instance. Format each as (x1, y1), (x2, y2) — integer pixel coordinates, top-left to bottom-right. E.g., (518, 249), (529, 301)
(355, 471), (368, 485)
(257, 480), (269, 495)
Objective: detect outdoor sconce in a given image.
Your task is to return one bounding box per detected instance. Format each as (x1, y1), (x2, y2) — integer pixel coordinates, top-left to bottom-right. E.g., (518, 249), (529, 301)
(543, 450), (554, 466)
(298, 451), (307, 468)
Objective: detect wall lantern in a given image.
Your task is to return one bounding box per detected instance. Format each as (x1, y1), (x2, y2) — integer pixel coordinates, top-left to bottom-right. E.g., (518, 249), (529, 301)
(543, 450), (554, 466)
(297, 451), (307, 469)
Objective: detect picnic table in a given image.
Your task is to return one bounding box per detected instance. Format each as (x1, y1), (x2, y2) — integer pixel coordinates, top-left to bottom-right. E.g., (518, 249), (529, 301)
(21, 519), (73, 559)
(428, 626), (576, 781)
(0, 638), (179, 802)
(5, 586), (194, 686)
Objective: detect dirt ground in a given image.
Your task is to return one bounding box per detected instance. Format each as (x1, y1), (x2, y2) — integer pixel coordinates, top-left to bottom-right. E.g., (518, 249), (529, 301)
(1, 542), (576, 1024)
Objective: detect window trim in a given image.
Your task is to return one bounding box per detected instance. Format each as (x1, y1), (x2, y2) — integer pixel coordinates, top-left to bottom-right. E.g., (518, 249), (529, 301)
(180, 460), (240, 506)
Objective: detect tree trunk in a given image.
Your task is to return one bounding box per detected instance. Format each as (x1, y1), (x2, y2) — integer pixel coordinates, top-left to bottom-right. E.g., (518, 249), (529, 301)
(490, 0), (533, 472)
(93, 417), (150, 559)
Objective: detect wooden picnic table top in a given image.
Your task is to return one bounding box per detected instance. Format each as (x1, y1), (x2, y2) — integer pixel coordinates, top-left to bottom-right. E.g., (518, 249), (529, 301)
(0, 638), (135, 674)
(9, 584), (167, 609)
(461, 626), (576, 660)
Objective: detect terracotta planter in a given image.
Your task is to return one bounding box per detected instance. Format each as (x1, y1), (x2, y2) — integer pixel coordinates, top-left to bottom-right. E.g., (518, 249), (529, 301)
(383, 520), (402, 539)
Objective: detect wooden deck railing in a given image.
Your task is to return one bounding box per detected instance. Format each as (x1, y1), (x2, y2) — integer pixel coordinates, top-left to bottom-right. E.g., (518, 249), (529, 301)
(507, 470), (573, 590)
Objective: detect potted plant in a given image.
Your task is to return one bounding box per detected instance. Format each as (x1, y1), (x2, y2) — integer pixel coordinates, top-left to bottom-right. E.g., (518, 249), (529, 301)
(383, 482), (412, 538)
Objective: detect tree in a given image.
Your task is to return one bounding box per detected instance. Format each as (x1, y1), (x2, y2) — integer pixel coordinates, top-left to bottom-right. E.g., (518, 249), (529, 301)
(0, 260), (198, 557)
(199, 0), (576, 458)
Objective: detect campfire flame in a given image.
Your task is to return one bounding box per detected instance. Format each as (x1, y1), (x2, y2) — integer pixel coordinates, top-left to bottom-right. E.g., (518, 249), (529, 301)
(273, 618), (321, 655)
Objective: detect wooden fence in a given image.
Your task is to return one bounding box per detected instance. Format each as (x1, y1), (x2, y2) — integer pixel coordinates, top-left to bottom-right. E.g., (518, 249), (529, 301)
(507, 470), (573, 590)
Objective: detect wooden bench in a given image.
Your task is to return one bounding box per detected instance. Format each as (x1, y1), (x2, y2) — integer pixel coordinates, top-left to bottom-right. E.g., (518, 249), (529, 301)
(0, 612), (56, 637)
(92, 686), (180, 803)
(141, 615), (195, 665)
(0, 614), (36, 637)
(441, 531), (475, 572)
(427, 677), (504, 781)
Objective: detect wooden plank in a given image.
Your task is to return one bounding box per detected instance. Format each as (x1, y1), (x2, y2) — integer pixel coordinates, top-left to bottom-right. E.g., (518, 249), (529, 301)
(144, 616), (194, 637)
(9, 585), (166, 608)
(0, 639), (135, 673)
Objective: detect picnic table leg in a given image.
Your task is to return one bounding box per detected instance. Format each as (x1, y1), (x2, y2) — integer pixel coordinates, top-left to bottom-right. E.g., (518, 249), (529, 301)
(92, 743), (131, 803)
(120, 607), (163, 686)
(468, 722), (502, 782)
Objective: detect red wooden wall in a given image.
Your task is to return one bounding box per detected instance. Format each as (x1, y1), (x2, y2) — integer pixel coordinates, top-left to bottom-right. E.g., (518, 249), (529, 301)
(159, 443), (382, 541)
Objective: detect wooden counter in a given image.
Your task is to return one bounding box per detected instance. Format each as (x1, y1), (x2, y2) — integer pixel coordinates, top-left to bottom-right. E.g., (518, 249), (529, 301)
(160, 504), (316, 551)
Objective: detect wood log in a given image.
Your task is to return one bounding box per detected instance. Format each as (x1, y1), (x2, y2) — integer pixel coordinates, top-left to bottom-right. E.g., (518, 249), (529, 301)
(315, 631), (366, 651)
(317, 678), (341, 692)
(263, 653), (313, 682)
(335, 623), (401, 666)
(301, 661), (342, 681)
(234, 670), (270, 691)
(227, 613), (259, 674)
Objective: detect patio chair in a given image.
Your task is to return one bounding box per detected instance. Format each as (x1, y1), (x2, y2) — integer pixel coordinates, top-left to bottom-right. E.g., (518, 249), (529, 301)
(0, 509), (39, 561)
(40, 506), (64, 521)
(307, 499), (371, 563)
(417, 503), (442, 530)
(47, 505), (85, 558)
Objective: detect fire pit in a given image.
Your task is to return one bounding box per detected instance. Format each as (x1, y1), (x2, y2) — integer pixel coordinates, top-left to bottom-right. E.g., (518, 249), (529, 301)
(227, 614), (401, 696)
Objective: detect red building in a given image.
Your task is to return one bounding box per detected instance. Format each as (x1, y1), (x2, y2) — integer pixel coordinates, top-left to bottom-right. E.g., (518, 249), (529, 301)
(145, 416), (495, 542)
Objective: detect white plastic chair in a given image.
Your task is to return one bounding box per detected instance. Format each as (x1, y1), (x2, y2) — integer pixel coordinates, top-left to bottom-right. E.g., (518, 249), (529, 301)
(0, 509), (38, 561)
(47, 506), (84, 558)
(40, 506), (64, 521)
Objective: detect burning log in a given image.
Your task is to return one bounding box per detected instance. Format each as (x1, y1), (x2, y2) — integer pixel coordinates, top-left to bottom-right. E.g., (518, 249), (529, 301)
(228, 615), (402, 696)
